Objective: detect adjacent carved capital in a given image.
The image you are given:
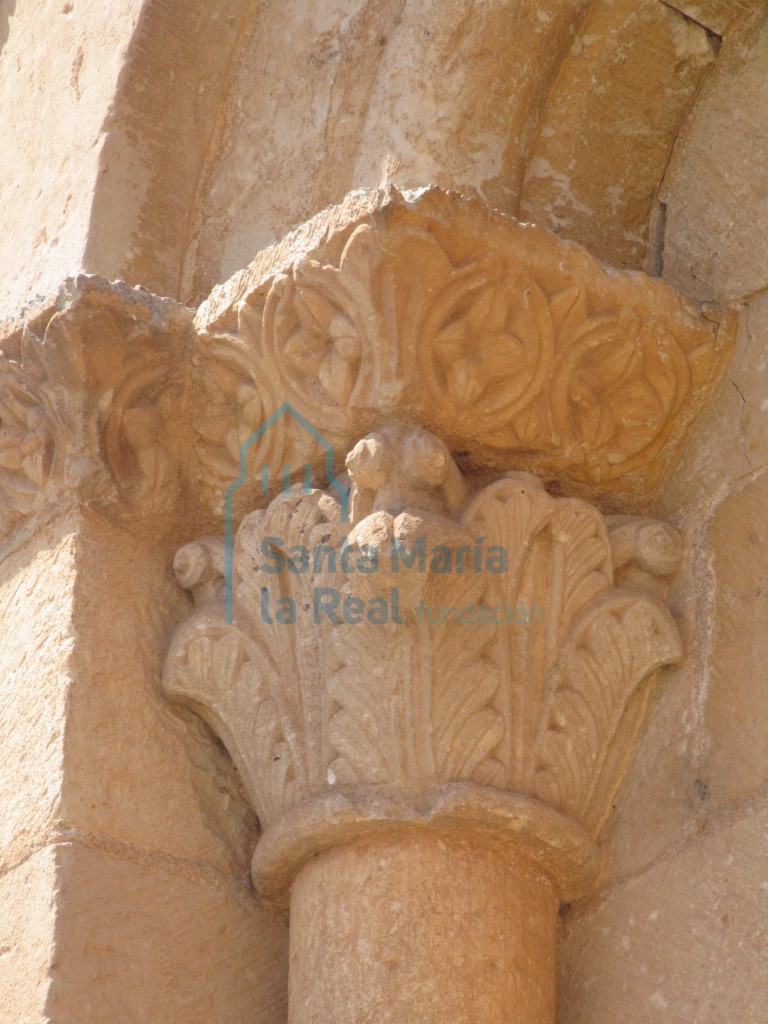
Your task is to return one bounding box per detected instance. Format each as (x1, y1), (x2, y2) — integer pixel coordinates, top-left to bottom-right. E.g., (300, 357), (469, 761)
(164, 426), (684, 903)
(0, 277), (193, 541)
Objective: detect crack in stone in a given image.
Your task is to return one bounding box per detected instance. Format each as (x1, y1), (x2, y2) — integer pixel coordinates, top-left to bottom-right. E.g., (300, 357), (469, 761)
(731, 379), (754, 472)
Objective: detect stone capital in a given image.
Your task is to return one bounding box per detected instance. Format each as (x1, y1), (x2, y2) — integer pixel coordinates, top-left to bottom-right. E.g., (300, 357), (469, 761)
(163, 422), (688, 1024)
(152, 188), (735, 1022)
(164, 426), (685, 910)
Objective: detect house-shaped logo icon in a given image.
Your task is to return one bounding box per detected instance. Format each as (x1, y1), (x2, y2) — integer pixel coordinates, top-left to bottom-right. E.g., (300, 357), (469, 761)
(224, 402), (349, 622)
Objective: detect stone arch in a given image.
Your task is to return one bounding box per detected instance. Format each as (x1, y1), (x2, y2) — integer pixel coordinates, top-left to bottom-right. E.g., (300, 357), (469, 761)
(82, 0), (253, 300)
(81, 0), (766, 307)
(179, 0), (604, 302)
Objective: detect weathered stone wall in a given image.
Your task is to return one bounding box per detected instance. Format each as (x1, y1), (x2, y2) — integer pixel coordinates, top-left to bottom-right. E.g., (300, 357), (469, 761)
(0, 509), (288, 1023)
(0, 517), (75, 1022)
(557, 12), (768, 1019)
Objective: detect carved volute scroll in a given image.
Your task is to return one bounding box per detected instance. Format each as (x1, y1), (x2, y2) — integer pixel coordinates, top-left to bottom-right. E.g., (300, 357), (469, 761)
(164, 425), (684, 904)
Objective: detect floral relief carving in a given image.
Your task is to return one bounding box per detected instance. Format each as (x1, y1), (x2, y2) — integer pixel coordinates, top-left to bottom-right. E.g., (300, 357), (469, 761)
(194, 326), (272, 503)
(74, 286), (193, 517)
(97, 337), (186, 511)
(0, 278), (194, 538)
(0, 326), (61, 535)
(267, 232), (371, 413)
(426, 265), (550, 426)
(195, 311), (320, 512)
(194, 189), (734, 507)
(164, 427), (684, 862)
(0, 191), (734, 541)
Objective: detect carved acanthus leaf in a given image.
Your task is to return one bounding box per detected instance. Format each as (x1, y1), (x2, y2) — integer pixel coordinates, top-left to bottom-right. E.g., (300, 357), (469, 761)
(163, 612), (296, 826)
(164, 426), (685, 847)
(532, 591), (682, 829)
(323, 510), (505, 791)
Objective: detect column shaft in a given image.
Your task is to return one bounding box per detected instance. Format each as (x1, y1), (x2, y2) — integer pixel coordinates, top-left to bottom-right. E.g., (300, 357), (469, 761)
(288, 833), (557, 1024)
